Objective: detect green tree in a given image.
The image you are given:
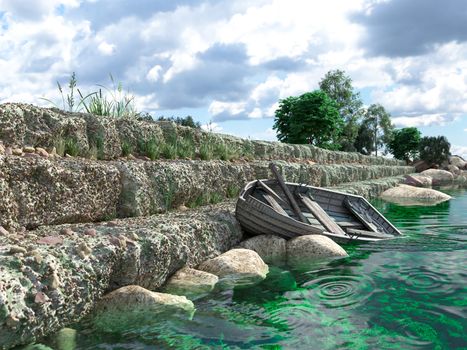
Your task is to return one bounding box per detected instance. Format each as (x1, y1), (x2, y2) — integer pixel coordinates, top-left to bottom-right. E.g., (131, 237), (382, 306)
(319, 69), (363, 151)
(388, 127), (421, 163)
(273, 90), (344, 149)
(356, 104), (394, 156)
(419, 136), (451, 166)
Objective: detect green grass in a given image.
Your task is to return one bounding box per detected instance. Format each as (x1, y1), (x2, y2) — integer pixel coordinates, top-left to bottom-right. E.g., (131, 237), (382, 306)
(121, 140), (134, 157)
(226, 184), (240, 198)
(137, 138), (161, 160)
(187, 191), (224, 208)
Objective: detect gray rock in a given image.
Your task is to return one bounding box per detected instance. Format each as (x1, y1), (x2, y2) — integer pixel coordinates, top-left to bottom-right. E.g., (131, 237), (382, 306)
(239, 234), (287, 265)
(449, 155), (466, 169)
(420, 169), (454, 185)
(286, 235), (348, 267)
(446, 164), (461, 176)
(163, 267), (219, 300)
(50, 328), (77, 350)
(92, 285), (195, 333)
(198, 248), (269, 287)
(381, 184), (451, 205)
(403, 174), (432, 187)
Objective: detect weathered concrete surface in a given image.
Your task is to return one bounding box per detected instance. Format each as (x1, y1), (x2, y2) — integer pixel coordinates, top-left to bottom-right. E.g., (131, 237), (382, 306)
(0, 155), (121, 230)
(330, 175), (409, 199)
(0, 155), (414, 230)
(0, 203), (242, 349)
(0, 103), (405, 165)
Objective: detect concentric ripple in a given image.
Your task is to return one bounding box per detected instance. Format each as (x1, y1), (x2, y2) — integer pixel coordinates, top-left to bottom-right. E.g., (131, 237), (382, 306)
(300, 275), (376, 309)
(398, 267), (453, 295)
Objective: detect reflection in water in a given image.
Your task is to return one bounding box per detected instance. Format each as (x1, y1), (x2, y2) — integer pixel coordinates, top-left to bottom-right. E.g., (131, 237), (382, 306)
(45, 188), (467, 349)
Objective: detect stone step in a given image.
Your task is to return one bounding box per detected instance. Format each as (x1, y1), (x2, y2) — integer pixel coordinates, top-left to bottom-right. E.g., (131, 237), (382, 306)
(0, 103), (405, 166)
(0, 155), (414, 230)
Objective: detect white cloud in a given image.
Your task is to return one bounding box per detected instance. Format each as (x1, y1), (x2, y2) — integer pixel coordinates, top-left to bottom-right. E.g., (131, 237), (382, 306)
(208, 101), (246, 117)
(97, 41), (115, 55)
(146, 65), (162, 82)
(392, 113), (459, 127)
(201, 121), (223, 133)
(451, 145), (467, 159)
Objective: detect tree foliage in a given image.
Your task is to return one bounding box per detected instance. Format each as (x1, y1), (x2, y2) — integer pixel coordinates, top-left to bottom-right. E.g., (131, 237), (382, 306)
(319, 69), (363, 151)
(356, 104), (394, 156)
(419, 136), (451, 166)
(273, 90), (344, 149)
(388, 127), (421, 163)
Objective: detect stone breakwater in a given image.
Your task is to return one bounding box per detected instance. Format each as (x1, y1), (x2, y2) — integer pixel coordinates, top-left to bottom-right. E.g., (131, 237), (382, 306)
(0, 204), (241, 349)
(0, 102), (416, 349)
(0, 155), (414, 230)
(0, 103), (405, 166)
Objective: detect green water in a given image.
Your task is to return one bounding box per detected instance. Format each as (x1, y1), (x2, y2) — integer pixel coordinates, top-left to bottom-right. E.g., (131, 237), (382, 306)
(73, 187), (466, 349)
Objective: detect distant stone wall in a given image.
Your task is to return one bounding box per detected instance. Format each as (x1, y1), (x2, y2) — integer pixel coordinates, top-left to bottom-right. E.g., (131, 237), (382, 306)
(0, 103), (406, 165)
(0, 155), (414, 230)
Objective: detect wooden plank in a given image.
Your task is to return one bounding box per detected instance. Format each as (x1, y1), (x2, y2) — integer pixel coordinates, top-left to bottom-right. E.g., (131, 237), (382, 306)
(344, 197), (379, 232)
(298, 193), (347, 236)
(269, 163), (307, 223)
(346, 228), (393, 239)
(261, 193), (289, 216)
(257, 180), (285, 204)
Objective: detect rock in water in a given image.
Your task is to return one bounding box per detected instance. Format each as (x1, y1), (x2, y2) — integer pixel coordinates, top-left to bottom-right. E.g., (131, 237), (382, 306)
(163, 267), (218, 300)
(198, 248), (269, 287)
(239, 234), (287, 265)
(420, 169), (454, 185)
(381, 184), (451, 206)
(287, 235), (348, 268)
(50, 328), (77, 350)
(91, 285), (195, 333)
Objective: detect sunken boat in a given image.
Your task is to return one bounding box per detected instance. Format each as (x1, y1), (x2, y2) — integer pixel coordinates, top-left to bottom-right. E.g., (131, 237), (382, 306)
(235, 164), (402, 243)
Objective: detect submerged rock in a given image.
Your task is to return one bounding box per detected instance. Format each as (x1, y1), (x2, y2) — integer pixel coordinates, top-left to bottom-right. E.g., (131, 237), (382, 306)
(91, 285), (195, 333)
(420, 169), (454, 185)
(198, 248), (269, 287)
(238, 234), (287, 265)
(381, 184), (451, 205)
(286, 235), (348, 268)
(163, 267), (219, 300)
(48, 328), (77, 350)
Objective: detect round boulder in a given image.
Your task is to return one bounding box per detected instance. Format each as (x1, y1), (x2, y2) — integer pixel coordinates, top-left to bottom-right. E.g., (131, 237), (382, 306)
(446, 164), (461, 176)
(449, 155), (466, 169)
(163, 267), (218, 300)
(92, 285), (195, 333)
(238, 234), (287, 265)
(403, 174), (432, 187)
(381, 184), (451, 205)
(198, 248), (269, 287)
(420, 169), (454, 185)
(287, 235), (348, 268)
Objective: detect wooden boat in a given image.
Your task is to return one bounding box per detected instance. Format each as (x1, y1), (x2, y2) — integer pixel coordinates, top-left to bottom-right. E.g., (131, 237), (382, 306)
(235, 170), (402, 243)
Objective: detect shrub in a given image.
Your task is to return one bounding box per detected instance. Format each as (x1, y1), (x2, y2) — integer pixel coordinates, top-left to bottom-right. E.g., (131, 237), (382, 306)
(137, 138), (160, 160)
(64, 137), (81, 157)
(419, 136), (451, 166)
(388, 127), (421, 163)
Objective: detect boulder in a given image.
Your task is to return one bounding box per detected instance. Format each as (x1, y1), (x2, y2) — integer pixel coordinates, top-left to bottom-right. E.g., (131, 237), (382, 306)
(163, 267), (218, 300)
(403, 174), (432, 187)
(238, 234), (287, 265)
(198, 248), (269, 287)
(420, 169), (454, 185)
(446, 164), (461, 176)
(91, 285), (195, 333)
(413, 160), (431, 173)
(49, 328), (77, 350)
(286, 235), (348, 267)
(449, 155), (467, 169)
(381, 184), (451, 205)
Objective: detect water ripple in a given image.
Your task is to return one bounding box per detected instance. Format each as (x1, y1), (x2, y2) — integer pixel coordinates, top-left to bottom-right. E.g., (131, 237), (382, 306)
(298, 275), (376, 310)
(398, 267), (454, 295)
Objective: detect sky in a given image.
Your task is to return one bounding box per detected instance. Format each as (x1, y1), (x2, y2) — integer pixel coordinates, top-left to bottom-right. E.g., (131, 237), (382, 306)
(0, 0), (466, 158)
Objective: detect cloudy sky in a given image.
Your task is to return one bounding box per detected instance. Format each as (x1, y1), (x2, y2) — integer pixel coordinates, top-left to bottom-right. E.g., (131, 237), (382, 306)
(1, 0), (466, 157)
